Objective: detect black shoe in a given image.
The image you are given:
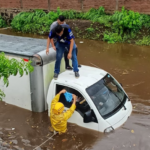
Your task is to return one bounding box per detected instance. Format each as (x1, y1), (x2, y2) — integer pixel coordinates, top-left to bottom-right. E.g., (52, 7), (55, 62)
(72, 65), (81, 68)
(75, 72), (80, 78)
(54, 73), (58, 80)
(66, 66), (73, 70)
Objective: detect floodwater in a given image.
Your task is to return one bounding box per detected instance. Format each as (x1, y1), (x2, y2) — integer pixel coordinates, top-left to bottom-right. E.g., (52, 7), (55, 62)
(0, 28), (150, 150)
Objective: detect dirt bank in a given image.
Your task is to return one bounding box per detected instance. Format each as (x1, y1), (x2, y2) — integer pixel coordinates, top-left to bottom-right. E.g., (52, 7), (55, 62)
(67, 20), (150, 45)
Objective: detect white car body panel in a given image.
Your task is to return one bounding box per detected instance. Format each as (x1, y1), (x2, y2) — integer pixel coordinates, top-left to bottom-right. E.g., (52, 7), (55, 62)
(47, 65), (133, 132)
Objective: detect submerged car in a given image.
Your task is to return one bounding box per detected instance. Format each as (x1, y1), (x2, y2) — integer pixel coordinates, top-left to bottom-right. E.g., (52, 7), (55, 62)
(47, 65), (132, 133)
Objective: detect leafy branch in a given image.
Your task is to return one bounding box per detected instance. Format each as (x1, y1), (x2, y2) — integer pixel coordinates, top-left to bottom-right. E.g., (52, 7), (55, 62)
(0, 52), (34, 100)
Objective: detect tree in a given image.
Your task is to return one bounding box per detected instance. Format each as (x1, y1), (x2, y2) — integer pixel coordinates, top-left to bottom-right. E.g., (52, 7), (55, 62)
(0, 52), (34, 100)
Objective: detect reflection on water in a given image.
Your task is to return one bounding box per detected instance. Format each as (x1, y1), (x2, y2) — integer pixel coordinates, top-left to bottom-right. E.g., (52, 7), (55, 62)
(0, 29), (150, 149)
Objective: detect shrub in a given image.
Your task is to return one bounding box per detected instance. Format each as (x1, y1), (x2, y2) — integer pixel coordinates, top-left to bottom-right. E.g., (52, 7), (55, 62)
(103, 32), (123, 44)
(0, 16), (6, 28)
(111, 7), (142, 34)
(10, 7), (150, 45)
(136, 36), (150, 45)
(82, 7), (105, 20)
(85, 27), (95, 33)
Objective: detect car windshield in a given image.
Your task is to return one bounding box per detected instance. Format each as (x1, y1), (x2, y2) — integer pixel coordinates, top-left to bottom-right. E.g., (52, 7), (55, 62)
(86, 74), (126, 119)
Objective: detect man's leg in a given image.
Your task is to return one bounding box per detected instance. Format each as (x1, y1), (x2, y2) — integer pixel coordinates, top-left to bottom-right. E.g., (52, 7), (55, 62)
(54, 42), (65, 79)
(64, 48), (72, 70)
(76, 47), (78, 56)
(75, 47), (81, 68)
(71, 44), (79, 78)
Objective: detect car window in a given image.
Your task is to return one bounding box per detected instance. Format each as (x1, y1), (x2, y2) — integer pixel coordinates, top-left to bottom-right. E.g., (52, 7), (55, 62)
(86, 74), (126, 119)
(56, 84), (98, 123)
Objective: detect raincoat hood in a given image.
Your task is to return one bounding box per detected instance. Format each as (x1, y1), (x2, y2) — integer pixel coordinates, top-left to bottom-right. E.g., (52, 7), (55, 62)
(53, 102), (64, 114)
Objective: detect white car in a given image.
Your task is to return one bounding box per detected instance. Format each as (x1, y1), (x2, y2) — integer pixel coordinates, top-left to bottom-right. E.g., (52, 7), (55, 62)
(47, 65), (132, 133)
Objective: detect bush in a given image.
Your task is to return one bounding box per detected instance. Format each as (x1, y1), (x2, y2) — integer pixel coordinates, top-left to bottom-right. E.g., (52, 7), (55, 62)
(11, 9), (52, 33)
(0, 16), (6, 28)
(136, 36), (150, 45)
(10, 7), (150, 45)
(141, 14), (150, 28)
(82, 7), (105, 20)
(111, 7), (142, 35)
(103, 32), (123, 44)
(0, 52), (34, 100)
(11, 7), (106, 34)
(85, 27), (95, 33)
(96, 15), (112, 27)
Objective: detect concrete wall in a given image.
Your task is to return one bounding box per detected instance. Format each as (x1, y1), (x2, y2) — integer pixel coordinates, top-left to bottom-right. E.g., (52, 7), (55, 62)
(0, 0), (150, 23)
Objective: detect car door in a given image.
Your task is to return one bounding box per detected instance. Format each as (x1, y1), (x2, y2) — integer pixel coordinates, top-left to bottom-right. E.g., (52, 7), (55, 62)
(55, 83), (99, 131)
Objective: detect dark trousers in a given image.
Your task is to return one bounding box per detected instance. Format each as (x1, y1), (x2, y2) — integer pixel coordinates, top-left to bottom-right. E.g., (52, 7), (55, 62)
(54, 42), (79, 74)
(64, 48), (78, 68)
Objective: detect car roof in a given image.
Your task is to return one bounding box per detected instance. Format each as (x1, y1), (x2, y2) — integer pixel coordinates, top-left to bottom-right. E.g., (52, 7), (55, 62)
(56, 65), (107, 89)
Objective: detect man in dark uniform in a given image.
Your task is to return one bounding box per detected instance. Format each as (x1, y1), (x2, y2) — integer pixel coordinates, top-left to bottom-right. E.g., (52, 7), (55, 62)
(46, 25), (80, 79)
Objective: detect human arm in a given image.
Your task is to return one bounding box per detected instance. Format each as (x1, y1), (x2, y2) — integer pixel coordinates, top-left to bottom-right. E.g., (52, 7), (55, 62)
(46, 30), (56, 55)
(67, 39), (74, 59)
(50, 38), (56, 51)
(50, 24), (53, 31)
(63, 94), (77, 120)
(50, 89), (66, 112)
(46, 37), (51, 55)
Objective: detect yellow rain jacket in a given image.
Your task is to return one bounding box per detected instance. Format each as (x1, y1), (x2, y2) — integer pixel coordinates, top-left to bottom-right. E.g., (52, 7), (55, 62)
(50, 94), (76, 134)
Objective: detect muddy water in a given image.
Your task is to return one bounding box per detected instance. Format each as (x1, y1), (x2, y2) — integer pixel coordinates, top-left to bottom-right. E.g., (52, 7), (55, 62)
(0, 29), (150, 150)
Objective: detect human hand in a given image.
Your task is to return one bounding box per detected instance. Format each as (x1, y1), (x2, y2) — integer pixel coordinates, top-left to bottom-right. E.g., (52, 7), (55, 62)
(72, 94), (77, 102)
(67, 52), (72, 59)
(46, 48), (49, 55)
(52, 46), (56, 51)
(59, 89), (67, 94)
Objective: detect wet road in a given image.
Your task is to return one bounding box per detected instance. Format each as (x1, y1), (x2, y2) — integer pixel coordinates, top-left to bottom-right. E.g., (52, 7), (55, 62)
(0, 29), (150, 150)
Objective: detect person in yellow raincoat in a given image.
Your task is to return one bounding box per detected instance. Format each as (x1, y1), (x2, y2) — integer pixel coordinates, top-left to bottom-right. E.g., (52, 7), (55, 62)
(50, 89), (76, 134)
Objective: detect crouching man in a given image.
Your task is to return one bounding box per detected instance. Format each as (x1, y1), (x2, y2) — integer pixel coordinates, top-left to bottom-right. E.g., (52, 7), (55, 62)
(46, 25), (80, 79)
(50, 89), (76, 134)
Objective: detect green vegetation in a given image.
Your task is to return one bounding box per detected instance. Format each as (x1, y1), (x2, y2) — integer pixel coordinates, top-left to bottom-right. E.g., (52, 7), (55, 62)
(111, 7), (142, 34)
(103, 32), (122, 44)
(11, 8), (81, 34)
(0, 52), (34, 100)
(136, 36), (150, 45)
(82, 7), (105, 20)
(0, 16), (6, 28)
(9, 7), (150, 45)
(85, 27), (95, 33)
(75, 27), (79, 32)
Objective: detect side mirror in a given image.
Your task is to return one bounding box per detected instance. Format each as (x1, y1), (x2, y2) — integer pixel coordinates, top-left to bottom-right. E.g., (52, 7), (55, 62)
(120, 83), (123, 87)
(83, 110), (92, 123)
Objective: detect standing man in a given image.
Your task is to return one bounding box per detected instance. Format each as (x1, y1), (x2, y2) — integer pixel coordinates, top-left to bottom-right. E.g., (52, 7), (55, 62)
(46, 25), (80, 79)
(50, 15), (66, 42)
(50, 15), (81, 70)
(50, 15), (66, 31)
(50, 15), (72, 70)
